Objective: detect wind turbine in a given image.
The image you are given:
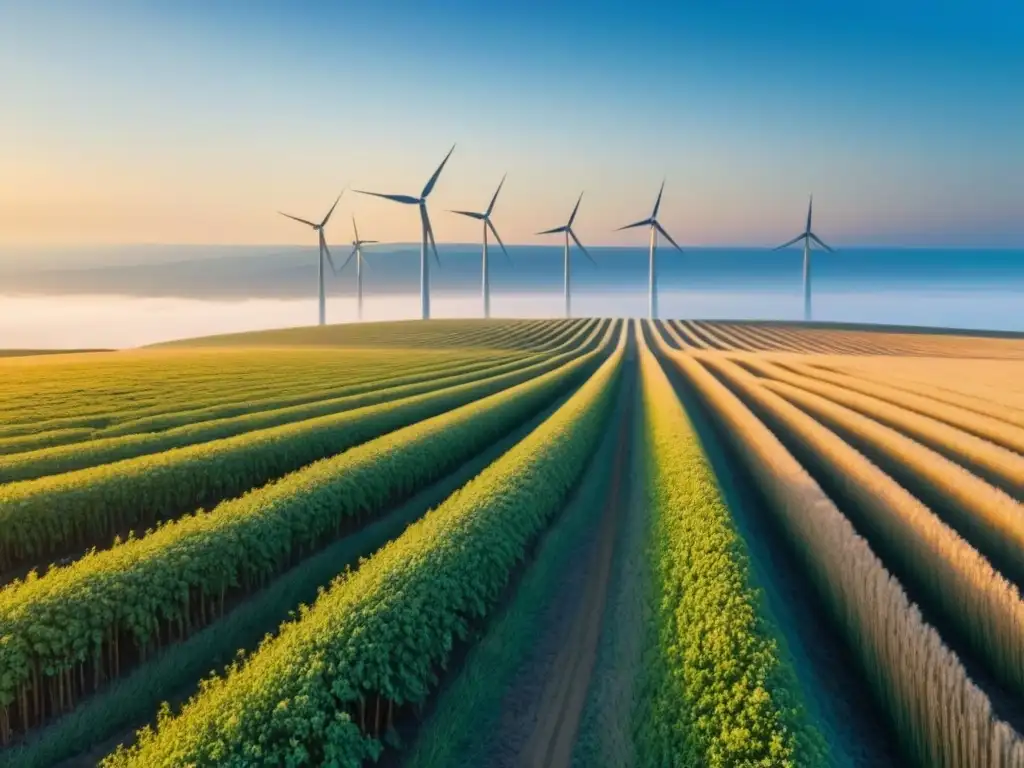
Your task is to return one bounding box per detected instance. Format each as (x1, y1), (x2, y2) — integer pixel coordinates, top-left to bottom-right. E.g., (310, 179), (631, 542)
(537, 192), (595, 318)
(617, 180), (683, 319)
(355, 145), (455, 320)
(337, 217), (378, 322)
(774, 195), (834, 321)
(278, 190), (344, 326)
(449, 174), (510, 319)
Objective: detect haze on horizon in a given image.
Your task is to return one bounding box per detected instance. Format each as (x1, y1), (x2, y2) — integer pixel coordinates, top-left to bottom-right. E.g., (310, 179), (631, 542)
(1, 0), (1022, 251)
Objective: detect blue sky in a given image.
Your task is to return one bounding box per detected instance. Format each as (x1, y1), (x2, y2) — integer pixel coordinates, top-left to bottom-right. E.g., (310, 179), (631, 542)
(1, 0), (1022, 247)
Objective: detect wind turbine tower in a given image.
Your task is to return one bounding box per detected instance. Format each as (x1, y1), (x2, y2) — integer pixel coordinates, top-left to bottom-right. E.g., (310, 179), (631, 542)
(339, 217), (377, 321)
(774, 195), (834, 321)
(450, 174), (510, 319)
(617, 180), (684, 319)
(278, 190), (343, 326)
(538, 193), (595, 318)
(356, 146), (455, 320)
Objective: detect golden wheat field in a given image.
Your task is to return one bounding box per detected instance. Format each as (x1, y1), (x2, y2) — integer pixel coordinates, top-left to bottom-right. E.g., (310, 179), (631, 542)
(2, 317), (1023, 768)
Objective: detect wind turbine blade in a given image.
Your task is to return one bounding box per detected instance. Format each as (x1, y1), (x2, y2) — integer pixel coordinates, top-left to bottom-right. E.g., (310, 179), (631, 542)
(360, 239), (379, 244)
(351, 216), (360, 244)
(654, 221), (683, 252)
(486, 173), (507, 216)
(323, 239), (338, 274)
(421, 143), (456, 199)
(278, 211), (317, 228)
(354, 190), (421, 205)
(652, 179), (666, 218)
(809, 232), (834, 252)
(616, 218), (653, 231)
(421, 206), (441, 267)
(487, 220), (511, 261)
(339, 248), (356, 272)
(449, 209), (486, 220)
(773, 234), (806, 251)
(320, 189), (345, 228)
(537, 225), (568, 235)
(568, 191), (584, 227)
(806, 194), (813, 234)
(569, 229), (596, 265)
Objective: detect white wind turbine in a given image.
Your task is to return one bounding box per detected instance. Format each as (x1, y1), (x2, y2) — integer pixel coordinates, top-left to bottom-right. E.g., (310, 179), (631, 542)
(449, 174), (510, 319)
(617, 180), (683, 319)
(337, 217), (378, 322)
(537, 192), (595, 318)
(355, 145), (455, 320)
(278, 190), (344, 326)
(774, 194), (834, 321)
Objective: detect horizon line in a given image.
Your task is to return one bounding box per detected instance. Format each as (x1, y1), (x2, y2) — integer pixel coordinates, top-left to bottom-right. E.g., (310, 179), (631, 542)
(3, 241), (1024, 252)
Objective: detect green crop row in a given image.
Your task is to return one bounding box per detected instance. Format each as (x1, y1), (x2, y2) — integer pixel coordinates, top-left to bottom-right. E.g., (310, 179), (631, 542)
(97, 320), (591, 439)
(0, 388), (564, 768)
(0, 320), (609, 576)
(0, 350), (490, 439)
(634, 327), (825, 768)
(0, 322), (618, 741)
(95, 355), (527, 438)
(100, 323), (625, 768)
(0, 353), (540, 484)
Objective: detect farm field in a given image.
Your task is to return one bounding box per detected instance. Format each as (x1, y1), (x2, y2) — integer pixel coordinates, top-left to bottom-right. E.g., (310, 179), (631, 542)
(1, 317), (1023, 767)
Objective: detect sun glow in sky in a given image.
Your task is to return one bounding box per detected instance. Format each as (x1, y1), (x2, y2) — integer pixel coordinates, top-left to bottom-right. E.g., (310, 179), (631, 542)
(2, 0), (1022, 249)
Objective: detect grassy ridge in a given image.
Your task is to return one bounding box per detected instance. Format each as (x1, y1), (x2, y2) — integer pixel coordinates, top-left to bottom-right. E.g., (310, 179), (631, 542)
(0, 322), (606, 575)
(634, 326), (825, 768)
(100, 324), (625, 767)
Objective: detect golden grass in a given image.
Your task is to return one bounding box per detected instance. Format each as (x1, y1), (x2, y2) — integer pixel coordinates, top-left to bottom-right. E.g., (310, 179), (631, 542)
(647, 320), (1024, 768)
(738, 358), (1024, 499)
(703, 357), (1024, 696)
(775, 361), (1024, 455)
(826, 358), (1024, 408)
(811, 362), (1024, 425)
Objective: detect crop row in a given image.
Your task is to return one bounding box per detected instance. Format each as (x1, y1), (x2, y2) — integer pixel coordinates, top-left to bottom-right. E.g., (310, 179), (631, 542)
(95, 319), (593, 440)
(651, 322), (1024, 767)
(2, 317), (590, 440)
(0, 321), (618, 742)
(100, 320), (625, 767)
(738, 358), (1024, 499)
(0, 319), (609, 576)
(701, 354), (1024, 701)
(633, 326), (824, 767)
(0, 352), (502, 456)
(777, 362), (1024, 454)
(0, 351), (468, 437)
(0, 352), (545, 484)
(84, 351), (522, 437)
(171, 317), (575, 353)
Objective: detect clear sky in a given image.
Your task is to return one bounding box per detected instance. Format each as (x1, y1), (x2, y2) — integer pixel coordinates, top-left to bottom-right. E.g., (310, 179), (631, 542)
(2, 0), (1022, 248)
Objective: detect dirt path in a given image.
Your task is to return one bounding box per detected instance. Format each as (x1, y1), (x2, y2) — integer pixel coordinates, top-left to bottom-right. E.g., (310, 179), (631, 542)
(514, 356), (635, 768)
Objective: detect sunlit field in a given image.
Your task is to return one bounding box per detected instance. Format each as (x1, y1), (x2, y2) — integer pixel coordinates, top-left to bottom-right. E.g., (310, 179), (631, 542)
(1, 318), (1023, 767)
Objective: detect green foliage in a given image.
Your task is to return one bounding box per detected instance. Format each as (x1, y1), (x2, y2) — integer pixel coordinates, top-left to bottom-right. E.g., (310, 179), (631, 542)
(100, 327), (625, 767)
(0, 390), (562, 768)
(634, 335), (826, 768)
(0, 323), (614, 739)
(0, 353), (536, 483)
(0, 321), (606, 575)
